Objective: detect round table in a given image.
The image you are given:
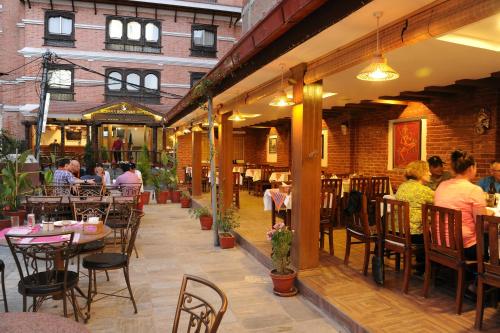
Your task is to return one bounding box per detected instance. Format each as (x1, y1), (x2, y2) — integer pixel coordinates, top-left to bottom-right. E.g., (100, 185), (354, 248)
(0, 312), (90, 333)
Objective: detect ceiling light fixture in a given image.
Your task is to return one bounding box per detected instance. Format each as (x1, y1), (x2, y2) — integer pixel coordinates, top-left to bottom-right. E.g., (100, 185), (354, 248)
(228, 110), (261, 122)
(269, 64), (295, 107)
(357, 12), (399, 82)
(191, 124), (203, 132)
(183, 127), (191, 134)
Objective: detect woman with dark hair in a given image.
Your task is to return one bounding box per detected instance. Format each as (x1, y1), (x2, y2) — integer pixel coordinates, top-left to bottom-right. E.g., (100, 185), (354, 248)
(434, 150), (491, 260)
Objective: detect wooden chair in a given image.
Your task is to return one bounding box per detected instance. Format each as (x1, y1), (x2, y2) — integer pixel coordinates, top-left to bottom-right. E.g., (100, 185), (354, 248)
(344, 193), (377, 275)
(5, 232), (79, 319)
(0, 259), (7, 312)
(232, 172), (240, 209)
(319, 187), (338, 255)
(422, 204), (475, 315)
(201, 166), (210, 193)
(376, 198), (422, 293)
(370, 176), (391, 200)
(475, 215), (500, 330)
(83, 210), (144, 317)
(25, 196), (65, 222)
(349, 177), (371, 194)
(253, 167), (273, 197)
(172, 274), (228, 333)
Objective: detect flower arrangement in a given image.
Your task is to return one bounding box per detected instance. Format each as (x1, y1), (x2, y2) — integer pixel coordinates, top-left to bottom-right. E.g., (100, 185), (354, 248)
(267, 222), (293, 275)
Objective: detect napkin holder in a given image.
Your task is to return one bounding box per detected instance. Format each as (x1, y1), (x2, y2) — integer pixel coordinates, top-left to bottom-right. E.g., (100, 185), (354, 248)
(83, 221), (103, 234)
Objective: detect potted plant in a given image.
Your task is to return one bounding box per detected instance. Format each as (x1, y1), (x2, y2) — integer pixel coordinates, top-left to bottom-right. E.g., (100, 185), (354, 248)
(137, 145), (152, 205)
(217, 206), (240, 249)
(180, 191), (192, 208)
(162, 151), (181, 203)
(1, 150), (33, 225)
(267, 222), (297, 296)
(0, 201), (10, 231)
(190, 206), (212, 230)
(152, 173), (169, 204)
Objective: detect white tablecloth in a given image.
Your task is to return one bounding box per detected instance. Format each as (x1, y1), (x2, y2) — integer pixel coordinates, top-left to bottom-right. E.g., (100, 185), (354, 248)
(263, 189), (292, 211)
(486, 207), (500, 217)
(245, 169), (262, 181)
(232, 166), (245, 173)
(269, 172), (291, 182)
(208, 172), (243, 185)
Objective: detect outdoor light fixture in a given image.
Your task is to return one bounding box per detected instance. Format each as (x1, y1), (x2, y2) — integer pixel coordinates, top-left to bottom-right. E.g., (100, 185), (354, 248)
(228, 110), (261, 122)
(269, 64), (295, 107)
(191, 124), (203, 132)
(202, 119), (218, 127)
(356, 12), (399, 82)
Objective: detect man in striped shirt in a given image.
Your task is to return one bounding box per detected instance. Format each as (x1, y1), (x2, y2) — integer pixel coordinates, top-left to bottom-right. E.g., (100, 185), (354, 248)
(53, 158), (94, 185)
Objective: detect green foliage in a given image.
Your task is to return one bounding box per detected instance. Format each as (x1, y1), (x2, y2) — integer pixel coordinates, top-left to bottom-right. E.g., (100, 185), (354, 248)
(1, 150), (33, 211)
(137, 145), (151, 186)
(0, 130), (27, 156)
(266, 223), (293, 274)
(217, 206), (240, 234)
(189, 206), (211, 219)
(159, 152), (178, 190)
(100, 146), (109, 162)
(43, 168), (54, 185)
(84, 141), (95, 170)
(181, 191), (191, 200)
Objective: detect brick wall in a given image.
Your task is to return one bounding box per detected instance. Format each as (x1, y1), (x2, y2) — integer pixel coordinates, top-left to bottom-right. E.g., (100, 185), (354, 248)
(244, 125), (290, 166)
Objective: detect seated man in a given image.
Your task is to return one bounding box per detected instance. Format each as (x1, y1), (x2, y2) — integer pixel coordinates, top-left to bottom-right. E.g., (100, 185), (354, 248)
(426, 155), (452, 191)
(53, 158), (94, 186)
(115, 163), (140, 186)
(477, 161), (500, 193)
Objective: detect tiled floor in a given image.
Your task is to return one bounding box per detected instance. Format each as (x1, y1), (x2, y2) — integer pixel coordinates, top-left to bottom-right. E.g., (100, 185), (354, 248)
(0, 203), (341, 333)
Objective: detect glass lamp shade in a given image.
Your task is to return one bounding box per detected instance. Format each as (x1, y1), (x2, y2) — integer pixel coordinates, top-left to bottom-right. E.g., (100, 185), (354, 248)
(269, 90), (295, 107)
(356, 54), (399, 81)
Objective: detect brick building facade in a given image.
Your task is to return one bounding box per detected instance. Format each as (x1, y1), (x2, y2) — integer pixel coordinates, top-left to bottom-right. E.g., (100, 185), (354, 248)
(0, 0), (242, 158)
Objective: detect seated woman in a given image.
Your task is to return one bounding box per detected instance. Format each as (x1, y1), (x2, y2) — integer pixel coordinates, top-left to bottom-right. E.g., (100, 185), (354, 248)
(395, 160), (434, 271)
(434, 150), (491, 261)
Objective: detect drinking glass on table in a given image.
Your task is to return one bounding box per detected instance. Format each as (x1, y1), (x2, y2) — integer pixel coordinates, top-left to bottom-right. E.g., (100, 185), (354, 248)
(10, 215), (19, 227)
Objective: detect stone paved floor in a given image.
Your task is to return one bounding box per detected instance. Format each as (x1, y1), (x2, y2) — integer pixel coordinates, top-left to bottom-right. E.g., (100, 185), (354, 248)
(0, 203), (341, 333)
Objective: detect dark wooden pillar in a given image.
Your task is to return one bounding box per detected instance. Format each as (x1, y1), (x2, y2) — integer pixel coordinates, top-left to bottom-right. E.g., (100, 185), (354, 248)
(152, 126), (158, 164)
(91, 124), (99, 159)
(291, 66), (323, 270)
(192, 131), (202, 197)
(24, 122), (32, 150)
(60, 124), (65, 155)
(218, 112), (233, 210)
(162, 127), (167, 151)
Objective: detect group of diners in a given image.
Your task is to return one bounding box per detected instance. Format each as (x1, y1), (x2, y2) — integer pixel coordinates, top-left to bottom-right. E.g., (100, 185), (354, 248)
(52, 158), (143, 190)
(393, 150), (498, 294)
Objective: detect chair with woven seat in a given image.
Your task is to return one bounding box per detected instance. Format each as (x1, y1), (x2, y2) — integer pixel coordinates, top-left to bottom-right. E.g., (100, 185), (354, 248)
(319, 186), (339, 255)
(422, 204), (476, 315)
(475, 214), (500, 330)
(376, 198), (423, 293)
(344, 192), (377, 275)
(83, 209), (144, 317)
(172, 274), (228, 333)
(5, 232), (79, 319)
(0, 259), (7, 312)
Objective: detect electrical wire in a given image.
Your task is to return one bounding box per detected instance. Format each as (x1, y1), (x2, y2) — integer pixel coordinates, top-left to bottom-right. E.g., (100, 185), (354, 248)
(0, 56), (42, 76)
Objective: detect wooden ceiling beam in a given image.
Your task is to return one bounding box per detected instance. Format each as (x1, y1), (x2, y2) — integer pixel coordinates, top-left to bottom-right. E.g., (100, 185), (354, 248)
(379, 95), (431, 103)
(424, 85), (471, 95)
(399, 91), (454, 99)
(455, 77), (500, 88)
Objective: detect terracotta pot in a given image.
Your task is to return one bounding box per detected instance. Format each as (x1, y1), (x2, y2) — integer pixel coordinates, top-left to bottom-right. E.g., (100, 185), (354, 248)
(171, 190), (181, 203)
(156, 191), (170, 204)
(4, 210), (26, 226)
(270, 269), (297, 294)
(199, 216), (213, 230)
(219, 233), (235, 249)
(0, 218), (11, 231)
(140, 191), (151, 205)
(180, 198), (191, 208)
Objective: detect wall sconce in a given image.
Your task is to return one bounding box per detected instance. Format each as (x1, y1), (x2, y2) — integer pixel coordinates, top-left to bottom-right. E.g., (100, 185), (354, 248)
(341, 122), (349, 136)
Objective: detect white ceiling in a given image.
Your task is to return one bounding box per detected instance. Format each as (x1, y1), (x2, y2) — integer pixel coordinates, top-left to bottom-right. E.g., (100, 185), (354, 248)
(173, 1), (500, 128)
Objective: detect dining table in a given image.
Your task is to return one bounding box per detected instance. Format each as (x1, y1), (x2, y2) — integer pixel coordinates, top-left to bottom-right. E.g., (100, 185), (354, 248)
(269, 171), (291, 182)
(0, 312), (90, 333)
(245, 168), (262, 181)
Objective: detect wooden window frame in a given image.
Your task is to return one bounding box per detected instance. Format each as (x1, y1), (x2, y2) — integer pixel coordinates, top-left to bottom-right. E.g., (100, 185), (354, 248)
(44, 10), (75, 47)
(190, 24), (217, 58)
(104, 68), (161, 104)
(105, 16), (162, 54)
(47, 64), (75, 101)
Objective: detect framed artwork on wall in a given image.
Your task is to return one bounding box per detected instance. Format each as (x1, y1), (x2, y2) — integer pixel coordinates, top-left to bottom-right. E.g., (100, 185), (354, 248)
(388, 118), (427, 170)
(268, 137), (277, 154)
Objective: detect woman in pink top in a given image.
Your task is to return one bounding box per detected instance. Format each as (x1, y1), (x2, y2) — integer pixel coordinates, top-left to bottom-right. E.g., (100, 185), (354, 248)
(434, 150), (489, 261)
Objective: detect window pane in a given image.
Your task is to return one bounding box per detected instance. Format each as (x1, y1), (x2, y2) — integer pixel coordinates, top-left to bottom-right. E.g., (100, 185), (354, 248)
(108, 71), (122, 90)
(193, 29), (214, 47)
(48, 69), (71, 89)
(145, 23), (159, 42)
(61, 17), (72, 35)
(48, 17), (61, 34)
(127, 21), (141, 40)
(126, 73), (140, 91)
(109, 19), (123, 39)
(144, 74), (158, 90)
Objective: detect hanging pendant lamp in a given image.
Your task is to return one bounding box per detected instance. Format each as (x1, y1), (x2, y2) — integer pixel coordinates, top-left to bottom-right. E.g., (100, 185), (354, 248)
(357, 12), (399, 82)
(269, 64), (295, 107)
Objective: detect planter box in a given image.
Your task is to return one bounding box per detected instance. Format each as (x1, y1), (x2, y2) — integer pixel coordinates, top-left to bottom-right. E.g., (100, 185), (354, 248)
(219, 233), (235, 249)
(156, 191), (169, 204)
(199, 216), (213, 230)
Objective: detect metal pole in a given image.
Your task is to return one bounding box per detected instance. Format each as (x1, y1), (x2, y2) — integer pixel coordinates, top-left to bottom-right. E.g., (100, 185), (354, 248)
(207, 95), (219, 246)
(34, 51), (52, 160)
